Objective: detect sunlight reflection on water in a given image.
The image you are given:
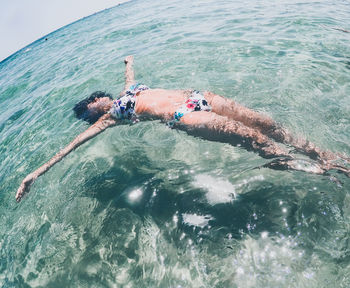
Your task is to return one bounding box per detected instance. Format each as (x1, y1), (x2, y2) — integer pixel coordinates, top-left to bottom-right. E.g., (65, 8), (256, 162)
(0, 0), (349, 286)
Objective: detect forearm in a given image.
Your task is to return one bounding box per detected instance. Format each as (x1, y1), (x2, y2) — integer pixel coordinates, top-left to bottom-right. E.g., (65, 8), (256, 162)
(34, 118), (111, 177)
(32, 138), (79, 178)
(16, 114), (116, 202)
(123, 56), (135, 92)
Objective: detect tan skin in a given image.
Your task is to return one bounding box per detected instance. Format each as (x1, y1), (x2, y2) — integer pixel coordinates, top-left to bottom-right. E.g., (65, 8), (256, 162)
(16, 56), (349, 202)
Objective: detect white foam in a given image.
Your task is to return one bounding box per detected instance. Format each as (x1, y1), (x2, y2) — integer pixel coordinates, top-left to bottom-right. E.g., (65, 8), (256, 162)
(182, 213), (213, 228)
(193, 174), (266, 205)
(128, 188), (143, 203)
(193, 174), (236, 205)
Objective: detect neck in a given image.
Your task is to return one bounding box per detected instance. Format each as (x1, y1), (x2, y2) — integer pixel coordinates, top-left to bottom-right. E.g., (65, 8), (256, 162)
(99, 101), (113, 113)
(104, 102), (113, 113)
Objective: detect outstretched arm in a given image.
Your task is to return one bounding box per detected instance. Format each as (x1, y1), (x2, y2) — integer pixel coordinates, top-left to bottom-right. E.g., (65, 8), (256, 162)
(120, 55), (136, 96)
(16, 114), (117, 202)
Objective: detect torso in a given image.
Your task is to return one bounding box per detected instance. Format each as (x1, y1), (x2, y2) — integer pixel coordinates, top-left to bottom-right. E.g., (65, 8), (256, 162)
(135, 89), (191, 120)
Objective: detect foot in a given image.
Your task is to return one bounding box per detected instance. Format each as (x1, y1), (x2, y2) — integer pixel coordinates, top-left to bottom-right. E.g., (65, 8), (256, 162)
(264, 158), (326, 174)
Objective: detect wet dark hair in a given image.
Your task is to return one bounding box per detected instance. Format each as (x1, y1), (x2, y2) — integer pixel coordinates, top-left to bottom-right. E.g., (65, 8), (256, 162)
(73, 91), (113, 124)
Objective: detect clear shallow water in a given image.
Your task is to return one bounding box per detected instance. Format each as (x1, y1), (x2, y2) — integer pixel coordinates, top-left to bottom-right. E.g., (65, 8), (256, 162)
(1, 0), (350, 286)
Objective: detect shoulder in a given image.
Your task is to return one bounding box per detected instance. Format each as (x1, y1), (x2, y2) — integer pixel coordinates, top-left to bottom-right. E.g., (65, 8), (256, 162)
(96, 113), (117, 128)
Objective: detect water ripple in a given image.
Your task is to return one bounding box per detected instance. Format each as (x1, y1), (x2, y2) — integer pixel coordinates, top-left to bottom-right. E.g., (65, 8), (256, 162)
(1, 0), (350, 286)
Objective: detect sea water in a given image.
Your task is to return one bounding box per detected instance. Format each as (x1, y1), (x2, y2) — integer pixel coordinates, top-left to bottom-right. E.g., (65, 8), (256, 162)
(0, 0), (349, 287)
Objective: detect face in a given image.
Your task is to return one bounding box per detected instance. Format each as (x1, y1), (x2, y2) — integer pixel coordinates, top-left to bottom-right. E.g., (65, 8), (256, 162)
(87, 97), (112, 115)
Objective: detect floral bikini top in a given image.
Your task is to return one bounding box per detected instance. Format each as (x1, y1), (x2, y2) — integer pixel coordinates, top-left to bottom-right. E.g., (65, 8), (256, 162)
(109, 83), (149, 120)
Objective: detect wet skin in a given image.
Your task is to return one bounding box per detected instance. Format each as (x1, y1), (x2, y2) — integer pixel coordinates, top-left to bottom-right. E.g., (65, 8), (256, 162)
(15, 56), (350, 202)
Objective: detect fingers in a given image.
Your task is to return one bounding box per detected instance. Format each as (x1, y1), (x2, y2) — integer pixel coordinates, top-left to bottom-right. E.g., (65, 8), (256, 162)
(15, 176), (34, 202)
(124, 55), (134, 64)
(15, 183), (26, 202)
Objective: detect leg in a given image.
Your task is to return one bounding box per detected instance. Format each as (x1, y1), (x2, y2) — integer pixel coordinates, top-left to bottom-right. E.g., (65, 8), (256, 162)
(204, 91), (291, 141)
(204, 91), (347, 163)
(264, 158), (350, 178)
(177, 111), (350, 177)
(120, 55), (136, 96)
(264, 158), (327, 175)
(177, 111), (290, 159)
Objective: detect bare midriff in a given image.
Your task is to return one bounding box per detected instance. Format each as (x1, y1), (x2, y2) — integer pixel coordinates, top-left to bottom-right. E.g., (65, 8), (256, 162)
(135, 89), (190, 120)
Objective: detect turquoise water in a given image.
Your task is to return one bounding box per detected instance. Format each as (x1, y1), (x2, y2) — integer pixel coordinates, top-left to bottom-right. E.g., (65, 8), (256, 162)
(1, 0), (350, 286)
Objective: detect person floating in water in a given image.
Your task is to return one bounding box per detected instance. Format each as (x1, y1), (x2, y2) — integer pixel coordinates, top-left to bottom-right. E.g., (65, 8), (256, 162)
(15, 56), (349, 202)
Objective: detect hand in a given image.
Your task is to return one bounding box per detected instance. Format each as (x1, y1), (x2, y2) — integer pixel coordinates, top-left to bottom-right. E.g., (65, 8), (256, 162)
(124, 55), (134, 65)
(16, 173), (37, 202)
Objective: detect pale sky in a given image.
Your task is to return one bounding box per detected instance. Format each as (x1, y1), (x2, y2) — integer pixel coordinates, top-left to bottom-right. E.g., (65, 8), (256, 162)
(0, 0), (130, 62)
